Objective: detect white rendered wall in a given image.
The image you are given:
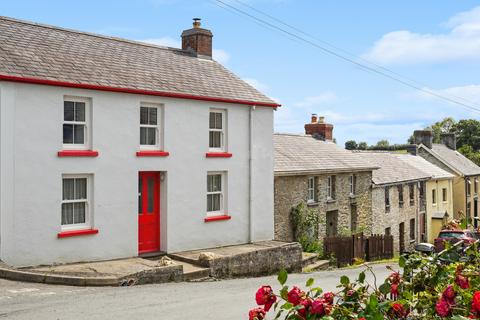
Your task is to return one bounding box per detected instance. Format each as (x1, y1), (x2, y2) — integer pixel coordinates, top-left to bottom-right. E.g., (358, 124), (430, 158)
(0, 82), (274, 267)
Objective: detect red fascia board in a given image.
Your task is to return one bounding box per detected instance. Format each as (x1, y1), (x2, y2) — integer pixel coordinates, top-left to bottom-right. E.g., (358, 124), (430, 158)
(58, 150), (99, 157)
(204, 215), (232, 223)
(136, 150), (170, 157)
(206, 152), (233, 158)
(57, 228), (99, 238)
(0, 74), (281, 108)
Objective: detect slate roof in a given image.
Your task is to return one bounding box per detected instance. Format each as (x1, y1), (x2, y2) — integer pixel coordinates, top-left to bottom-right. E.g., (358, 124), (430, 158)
(423, 144), (480, 176)
(274, 134), (378, 175)
(395, 153), (454, 180)
(355, 152), (431, 186)
(0, 16), (277, 106)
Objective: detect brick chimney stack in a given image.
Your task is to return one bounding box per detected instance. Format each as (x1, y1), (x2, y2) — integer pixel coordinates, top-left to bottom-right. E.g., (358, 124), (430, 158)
(305, 114), (333, 141)
(181, 18), (213, 58)
(441, 133), (457, 150)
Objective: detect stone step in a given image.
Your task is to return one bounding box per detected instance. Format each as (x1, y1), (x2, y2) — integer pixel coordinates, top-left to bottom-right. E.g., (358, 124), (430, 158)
(302, 260), (329, 272)
(173, 260), (210, 281)
(302, 252), (319, 267)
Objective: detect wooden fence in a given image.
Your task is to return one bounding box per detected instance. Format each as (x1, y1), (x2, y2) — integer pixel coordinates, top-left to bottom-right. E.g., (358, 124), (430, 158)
(324, 233), (394, 267)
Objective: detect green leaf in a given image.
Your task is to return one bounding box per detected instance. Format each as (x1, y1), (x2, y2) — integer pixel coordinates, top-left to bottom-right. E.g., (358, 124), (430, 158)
(340, 275), (350, 285)
(306, 277), (314, 287)
(379, 282), (391, 295)
(368, 295), (378, 308)
(278, 269), (288, 286)
(280, 286), (289, 300)
(358, 271), (365, 283)
(281, 302), (293, 310)
(399, 255), (406, 268)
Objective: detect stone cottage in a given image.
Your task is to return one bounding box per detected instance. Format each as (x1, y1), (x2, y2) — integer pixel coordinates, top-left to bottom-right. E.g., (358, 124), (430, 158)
(357, 152), (435, 253)
(412, 130), (480, 229)
(274, 116), (378, 243)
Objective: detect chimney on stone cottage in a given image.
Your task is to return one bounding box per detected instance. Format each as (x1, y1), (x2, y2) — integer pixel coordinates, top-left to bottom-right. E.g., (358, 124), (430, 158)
(413, 129), (433, 149)
(305, 114), (333, 141)
(440, 133), (457, 150)
(181, 18), (213, 58)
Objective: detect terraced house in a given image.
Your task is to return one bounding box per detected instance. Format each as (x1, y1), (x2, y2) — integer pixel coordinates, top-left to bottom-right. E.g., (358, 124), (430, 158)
(413, 130), (480, 228)
(274, 116), (377, 242)
(0, 17), (279, 267)
(357, 152), (453, 253)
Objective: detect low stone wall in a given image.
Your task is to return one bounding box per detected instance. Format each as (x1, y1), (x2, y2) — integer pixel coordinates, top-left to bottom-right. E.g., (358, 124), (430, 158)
(120, 265), (183, 285)
(206, 242), (302, 278)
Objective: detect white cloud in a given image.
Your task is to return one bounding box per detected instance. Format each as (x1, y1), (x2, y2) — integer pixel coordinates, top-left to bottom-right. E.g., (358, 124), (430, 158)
(242, 78), (269, 91)
(139, 38), (230, 64)
(294, 92), (337, 108)
(364, 6), (480, 65)
(212, 49), (230, 64)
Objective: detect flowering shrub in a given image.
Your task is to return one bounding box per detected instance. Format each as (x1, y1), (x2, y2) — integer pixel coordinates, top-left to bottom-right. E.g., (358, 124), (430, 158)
(248, 242), (480, 319)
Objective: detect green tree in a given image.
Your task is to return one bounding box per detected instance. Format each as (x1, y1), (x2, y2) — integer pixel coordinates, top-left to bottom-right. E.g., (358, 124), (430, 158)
(376, 139), (390, 149)
(430, 117), (456, 143)
(453, 119), (480, 150)
(458, 144), (480, 166)
(345, 140), (358, 150)
(357, 142), (368, 150)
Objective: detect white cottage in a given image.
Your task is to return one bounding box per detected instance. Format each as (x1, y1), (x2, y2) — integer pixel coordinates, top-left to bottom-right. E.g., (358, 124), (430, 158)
(0, 17), (278, 267)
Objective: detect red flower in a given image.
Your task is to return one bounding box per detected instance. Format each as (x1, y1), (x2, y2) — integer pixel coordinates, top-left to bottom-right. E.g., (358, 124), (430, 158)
(472, 291), (480, 314)
(311, 298), (325, 316)
(390, 283), (399, 298)
(322, 292), (335, 305)
(255, 285), (276, 311)
(287, 286), (305, 306)
(389, 272), (401, 285)
(248, 307), (266, 320)
(456, 274), (470, 289)
(436, 299), (451, 318)
(442, 285), (456, 303)
(297, 298), (312, 317)
(391, 302), (409, 318)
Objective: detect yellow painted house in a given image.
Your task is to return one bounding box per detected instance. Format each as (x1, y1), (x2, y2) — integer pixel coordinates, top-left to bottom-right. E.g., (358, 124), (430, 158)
(399, 155), (454, 242)
(413, 131), (480, 232)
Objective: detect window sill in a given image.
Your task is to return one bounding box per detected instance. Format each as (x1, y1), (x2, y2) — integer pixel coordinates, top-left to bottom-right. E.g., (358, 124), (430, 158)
(204, 215), (231, 223)
(58, 150), (99, 157)
(57, 228), (99, 238)
(136, 150), (170, 157)
(326, 198), (337, 204)
(307, 201), (319, 207)
(206, 152), (232, 158)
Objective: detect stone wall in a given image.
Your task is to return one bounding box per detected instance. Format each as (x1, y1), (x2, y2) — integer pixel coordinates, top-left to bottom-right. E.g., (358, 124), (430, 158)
(274, 171), (373, 242)
(371, 183), (419, 253)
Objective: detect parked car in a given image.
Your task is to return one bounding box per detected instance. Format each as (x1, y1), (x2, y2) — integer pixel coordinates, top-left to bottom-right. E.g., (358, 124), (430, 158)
(434, 230), (477, 253)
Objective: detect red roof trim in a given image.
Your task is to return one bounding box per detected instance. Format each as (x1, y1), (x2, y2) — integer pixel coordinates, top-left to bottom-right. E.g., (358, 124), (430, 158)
(57, 228), (99, 238)
(204, 215), (232, 223)
(58, 150), (99, 157)
(206, 152), (233, 158)
(0, 74), (281, 108)
(136, 150), (170, 157)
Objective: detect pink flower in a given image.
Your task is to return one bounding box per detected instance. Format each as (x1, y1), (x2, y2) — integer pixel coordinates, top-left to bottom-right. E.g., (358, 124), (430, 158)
(255, 285), (276, 311)
(248, 307), (266, 320)
(442, 285), (456, 303)
(456, 274), (470, 289)
(322, 292), (335, 305)
(287, 286), (305, 306)
(390, 283), (399, 298)
(389, 272), (401, 285)
(391, 302), (409, 318)
(436, 299), (451, 318)
(310, 298), (325, 316)
(297, 298), (312, 317)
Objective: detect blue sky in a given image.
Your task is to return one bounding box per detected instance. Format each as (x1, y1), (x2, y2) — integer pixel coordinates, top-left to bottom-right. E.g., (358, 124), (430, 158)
(2, 0), (480, 146)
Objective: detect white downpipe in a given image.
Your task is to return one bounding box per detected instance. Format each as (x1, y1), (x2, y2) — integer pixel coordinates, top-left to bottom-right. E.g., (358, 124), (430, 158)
(249, 105), (255, 243)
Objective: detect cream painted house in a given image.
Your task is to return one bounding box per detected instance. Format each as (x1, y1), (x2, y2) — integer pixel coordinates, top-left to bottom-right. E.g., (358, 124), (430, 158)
(413, 131), (480, 230)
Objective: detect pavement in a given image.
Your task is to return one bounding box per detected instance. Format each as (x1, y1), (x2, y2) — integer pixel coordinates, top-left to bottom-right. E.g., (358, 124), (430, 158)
(0, 262), (398, 320)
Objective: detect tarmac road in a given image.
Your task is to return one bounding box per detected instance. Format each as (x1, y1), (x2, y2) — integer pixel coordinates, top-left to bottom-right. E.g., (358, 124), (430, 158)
(0, 263), (396, 320)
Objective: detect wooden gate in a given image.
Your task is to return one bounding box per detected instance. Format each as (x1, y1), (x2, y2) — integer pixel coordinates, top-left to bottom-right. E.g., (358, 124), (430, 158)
(366, 234), (394, 261)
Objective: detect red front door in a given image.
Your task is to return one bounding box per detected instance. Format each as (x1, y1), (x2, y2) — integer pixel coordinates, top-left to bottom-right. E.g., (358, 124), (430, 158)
(138, 172), (160, 254)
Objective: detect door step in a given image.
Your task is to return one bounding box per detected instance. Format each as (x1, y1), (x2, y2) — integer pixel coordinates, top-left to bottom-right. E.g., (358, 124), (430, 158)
(176, 260), (210, 281)
(302, 252), (319, 267)
(303, 260), (329, 272)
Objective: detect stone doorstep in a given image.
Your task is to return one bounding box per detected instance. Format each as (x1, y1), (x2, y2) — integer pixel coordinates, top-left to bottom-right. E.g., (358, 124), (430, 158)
(302, 252), (319, 267)
(302, 260), (330, 273)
